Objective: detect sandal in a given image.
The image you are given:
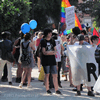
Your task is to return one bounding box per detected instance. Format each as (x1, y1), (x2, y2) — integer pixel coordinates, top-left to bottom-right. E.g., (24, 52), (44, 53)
(19, 83), (23, 88)
(27, 84), (32, 88)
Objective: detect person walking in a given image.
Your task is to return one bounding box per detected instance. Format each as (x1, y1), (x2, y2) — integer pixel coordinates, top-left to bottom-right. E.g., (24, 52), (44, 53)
(0, 31), (13, 85)
(19, 33), (35, 88)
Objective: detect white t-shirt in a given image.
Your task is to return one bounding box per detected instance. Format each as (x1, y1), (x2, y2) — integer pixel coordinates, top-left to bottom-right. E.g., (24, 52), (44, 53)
(33, 36), (38, 41)
(55, 38), (62, 62)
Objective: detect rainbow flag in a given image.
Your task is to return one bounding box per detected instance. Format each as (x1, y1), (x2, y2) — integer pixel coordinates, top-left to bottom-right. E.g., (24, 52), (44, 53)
(61, 0), (82, 30)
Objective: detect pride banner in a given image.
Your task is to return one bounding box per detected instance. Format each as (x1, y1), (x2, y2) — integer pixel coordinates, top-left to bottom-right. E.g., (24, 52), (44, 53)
(61, 0), (82, 30)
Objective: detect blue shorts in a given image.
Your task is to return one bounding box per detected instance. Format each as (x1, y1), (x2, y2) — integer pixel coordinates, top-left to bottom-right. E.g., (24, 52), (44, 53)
(43, 65), (57, 74)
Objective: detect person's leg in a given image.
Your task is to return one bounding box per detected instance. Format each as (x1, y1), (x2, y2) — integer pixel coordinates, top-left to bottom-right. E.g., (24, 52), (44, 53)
(27, 68), (32, 86)
(37, 57), (41, 72)
(16, 63), (23, 82)
(0, 60), (6, 80)
(77, 85), (80, 91)
(64, 74), (68, 81)
(58, 62), (62, 87)
(51, 65), (62, 94)
(20, 68), (28, 85)
(43, 66), (50, 91)
(75, 85), (81, 96)
(51, 65), (58, 91)
(2, 63), (8, 80)
(69, 65), (73, 86)
(87, 86), (94, 96)
(52, 74), (58, 91)
(7, 61), (12, 84)
(45, 74), (50, 91)
(49, 71), (54, 89)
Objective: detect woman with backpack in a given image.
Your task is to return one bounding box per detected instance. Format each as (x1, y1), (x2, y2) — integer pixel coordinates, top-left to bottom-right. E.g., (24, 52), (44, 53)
(19, 33), (35, 88)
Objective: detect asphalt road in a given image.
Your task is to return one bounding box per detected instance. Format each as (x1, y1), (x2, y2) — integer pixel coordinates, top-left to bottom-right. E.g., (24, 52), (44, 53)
(0, 66), (100, 100)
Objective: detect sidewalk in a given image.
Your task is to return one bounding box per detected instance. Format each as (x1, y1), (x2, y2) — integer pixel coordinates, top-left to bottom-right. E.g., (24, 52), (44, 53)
(0, 66), (100, 100)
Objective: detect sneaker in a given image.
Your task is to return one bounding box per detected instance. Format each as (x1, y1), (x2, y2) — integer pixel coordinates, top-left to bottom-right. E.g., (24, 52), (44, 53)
(9, 82), (12, 85)
(47, 90), (52, 94)
(72, 87), (77, 91)
(75, 91), (81, 96)
(1, 78), (8, 82)
(58, 84), (62, 88)
(19, 83), (23, 88)
(88, 91), (95, 97)
(72, 87), (83, 91)
(96, 92), (100, 95)
(56, 90), (62, 95)
(70, 84), (74, 87)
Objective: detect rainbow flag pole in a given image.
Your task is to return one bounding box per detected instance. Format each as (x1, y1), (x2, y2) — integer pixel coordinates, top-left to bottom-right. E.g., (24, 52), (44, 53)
(61, 0), (82, 31)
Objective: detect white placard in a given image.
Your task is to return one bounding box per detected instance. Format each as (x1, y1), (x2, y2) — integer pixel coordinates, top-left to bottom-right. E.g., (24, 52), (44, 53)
(67, 45), (98, 86)
(65, 6), (75, 30)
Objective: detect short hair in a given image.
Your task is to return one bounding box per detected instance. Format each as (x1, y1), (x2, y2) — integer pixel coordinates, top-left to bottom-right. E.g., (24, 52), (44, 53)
(72, 27), (80, 36)
(44, 28), (52, 37)
(81, 30), (87, 35)
(24, 33), (31, 41)
(35, 31), (39, 36)
(84, 35), (89, 38)
(1, 31), (9, 39)
(91, 35), (99, 43)
(19, 30), (24, 39)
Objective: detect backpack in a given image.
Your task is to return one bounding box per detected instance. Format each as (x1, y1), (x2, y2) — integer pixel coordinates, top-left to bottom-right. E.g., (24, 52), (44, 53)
(0, 41), (15, 62)
(20, 42), (31, 66)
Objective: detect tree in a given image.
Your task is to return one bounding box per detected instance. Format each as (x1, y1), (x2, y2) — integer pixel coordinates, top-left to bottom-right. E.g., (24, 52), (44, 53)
(0, 0), (31, 37)
(69, 0), (78, 6)
(30, 0), (61, 30)
(91, 0), (100, 27)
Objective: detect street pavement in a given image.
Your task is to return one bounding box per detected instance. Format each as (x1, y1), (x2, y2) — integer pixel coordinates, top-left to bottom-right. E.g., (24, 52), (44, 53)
(0, 66), (100, 100)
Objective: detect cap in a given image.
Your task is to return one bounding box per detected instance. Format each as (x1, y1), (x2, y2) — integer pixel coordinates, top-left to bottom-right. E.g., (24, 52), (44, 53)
(1, 31), (11, 35)
(52, 29), (58, 34)
(77, 34), (84, 41)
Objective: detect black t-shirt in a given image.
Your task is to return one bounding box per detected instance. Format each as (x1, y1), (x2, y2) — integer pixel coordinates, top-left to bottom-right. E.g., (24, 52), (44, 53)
(41, 38), (56, 66)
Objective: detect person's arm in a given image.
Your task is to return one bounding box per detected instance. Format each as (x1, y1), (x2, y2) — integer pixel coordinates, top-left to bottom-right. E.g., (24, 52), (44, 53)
(30, 42), (35, 51)
(68, 33), (77, 45)
(42, 47), (56, 55)
(13, 38), (21, 48)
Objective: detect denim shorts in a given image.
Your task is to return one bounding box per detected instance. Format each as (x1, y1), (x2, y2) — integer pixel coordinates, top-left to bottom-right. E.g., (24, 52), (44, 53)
(43, 65), (57, 74)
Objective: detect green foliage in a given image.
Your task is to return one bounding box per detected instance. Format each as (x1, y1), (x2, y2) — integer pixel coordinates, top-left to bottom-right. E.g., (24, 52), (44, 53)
(93, 21), (99, 30)
(30, 0), (61, 30)
(0, 0), (31, 37)
(30, 0), (78, 31)
(69, 0), (78, 6)
(92, 0), (100, 27)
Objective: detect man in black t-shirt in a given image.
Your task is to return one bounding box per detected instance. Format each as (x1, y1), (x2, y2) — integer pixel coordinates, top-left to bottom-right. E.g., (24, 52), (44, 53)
(41, 28), (62, 95)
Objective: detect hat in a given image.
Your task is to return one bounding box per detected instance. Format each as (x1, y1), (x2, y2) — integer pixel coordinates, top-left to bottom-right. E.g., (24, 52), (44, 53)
(52, 29), (58, 34)
(77, 34), (84, 41)
(1, 31), (11, 35)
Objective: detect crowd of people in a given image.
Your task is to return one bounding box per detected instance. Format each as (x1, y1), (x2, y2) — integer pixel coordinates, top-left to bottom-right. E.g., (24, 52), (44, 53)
(0, 26), (100, 96)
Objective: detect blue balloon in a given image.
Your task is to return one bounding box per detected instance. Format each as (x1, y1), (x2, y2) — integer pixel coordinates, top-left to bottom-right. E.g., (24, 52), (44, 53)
(21, 23), (30, 34)
(63, 30), (67, 35)
(29, 20), (37, 29)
